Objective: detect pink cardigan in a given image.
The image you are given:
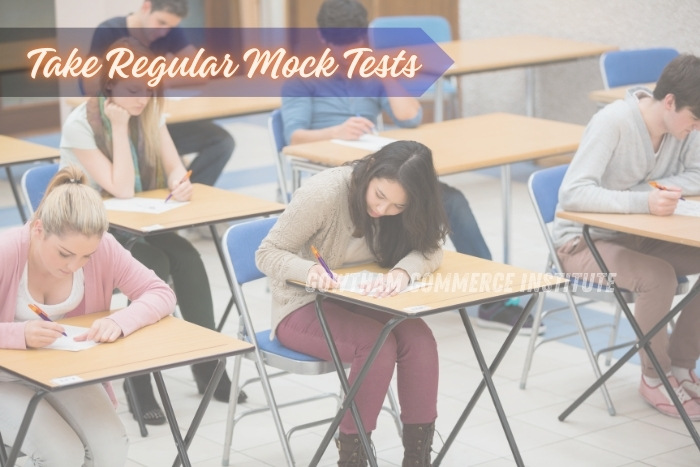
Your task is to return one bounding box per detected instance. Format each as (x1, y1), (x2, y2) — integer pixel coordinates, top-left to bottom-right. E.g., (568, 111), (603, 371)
(0, 224), (176, 403)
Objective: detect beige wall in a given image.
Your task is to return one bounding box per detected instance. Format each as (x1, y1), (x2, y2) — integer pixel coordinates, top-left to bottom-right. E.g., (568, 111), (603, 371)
(458, 0), (700, 124)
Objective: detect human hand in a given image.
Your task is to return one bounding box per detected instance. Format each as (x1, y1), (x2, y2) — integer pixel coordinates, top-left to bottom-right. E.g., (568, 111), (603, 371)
(360, 269), (410, 298)
(168, 176), (193, 202)
(648, 186), (681, 216)
(103, 98), (131, 129)
(74, 318), (123, 343)
(24, 320), (66, 348)
(306, 264), (339, 292)
(332, 116), (376, 140)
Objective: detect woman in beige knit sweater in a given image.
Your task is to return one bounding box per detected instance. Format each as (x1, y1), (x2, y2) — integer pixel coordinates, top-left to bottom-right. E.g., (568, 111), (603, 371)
(257, 140), (448, 466)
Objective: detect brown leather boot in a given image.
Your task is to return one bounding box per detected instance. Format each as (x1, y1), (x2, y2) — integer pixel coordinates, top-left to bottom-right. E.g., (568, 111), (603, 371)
(402, 422), (435, 466)
(336, 431), (371, 467)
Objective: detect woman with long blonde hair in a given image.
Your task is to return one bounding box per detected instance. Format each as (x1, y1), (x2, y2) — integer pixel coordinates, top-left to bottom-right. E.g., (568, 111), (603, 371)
(60, 37), (239, 426)
(0, 165), (175, 465)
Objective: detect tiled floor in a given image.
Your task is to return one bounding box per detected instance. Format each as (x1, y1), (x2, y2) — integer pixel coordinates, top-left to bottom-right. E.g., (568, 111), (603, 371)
(3, 113), (700, 466)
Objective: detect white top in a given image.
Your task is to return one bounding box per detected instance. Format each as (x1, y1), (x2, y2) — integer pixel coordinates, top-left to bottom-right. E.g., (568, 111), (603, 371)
(15, 264), (85, 322)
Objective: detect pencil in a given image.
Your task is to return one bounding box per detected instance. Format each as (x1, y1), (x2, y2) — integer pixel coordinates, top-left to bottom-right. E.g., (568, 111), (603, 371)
(28, 304), (67, 337)
(164, 170), (193, 203)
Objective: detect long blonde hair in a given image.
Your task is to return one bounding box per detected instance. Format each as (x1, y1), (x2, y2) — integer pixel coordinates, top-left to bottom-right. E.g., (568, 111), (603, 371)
(99, 36), (164, 175)
(32, 165), (109, 237)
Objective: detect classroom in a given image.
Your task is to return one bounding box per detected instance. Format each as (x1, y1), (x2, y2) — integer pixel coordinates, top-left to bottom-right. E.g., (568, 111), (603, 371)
(1, 0), (700, 465)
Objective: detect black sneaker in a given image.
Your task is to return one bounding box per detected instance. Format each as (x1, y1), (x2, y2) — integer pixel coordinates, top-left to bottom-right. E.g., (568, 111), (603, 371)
(476, 298), (545, 336)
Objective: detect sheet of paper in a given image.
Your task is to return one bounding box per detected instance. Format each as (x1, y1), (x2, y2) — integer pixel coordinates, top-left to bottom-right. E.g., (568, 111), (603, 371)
(103, 197), (188, 214)
(331, 134), (397, 152)
(674, 199), (700, 217)
(45, 325), (100, 352)
(338, 270), (428, 295)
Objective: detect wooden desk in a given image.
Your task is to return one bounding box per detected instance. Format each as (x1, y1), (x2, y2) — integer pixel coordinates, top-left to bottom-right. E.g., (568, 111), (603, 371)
(0, 135), (59, 223)
(0, 312), (254, 467)
(294, 250), (566, 466)
(433, 35), (616, 121)
(588, 82), (655, 106)
(556, 210), (700, 452)
(64, 96), (281, 124)
(107, 184), (284, 336)
(284, 113), (585, 263)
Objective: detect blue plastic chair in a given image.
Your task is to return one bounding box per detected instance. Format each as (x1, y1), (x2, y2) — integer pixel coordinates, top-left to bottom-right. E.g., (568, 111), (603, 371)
(600, 47), (679, 89)
(220, 217), (401, 466)
(520, 164), (688, 416)
(20, 163), (59, 216)
(369, 15), (458, 119)
(268, 109), (292, 204)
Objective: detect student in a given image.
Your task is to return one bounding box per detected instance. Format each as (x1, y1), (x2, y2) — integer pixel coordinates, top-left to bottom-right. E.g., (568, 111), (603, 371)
(60, 37), (241, 427)
(0, 165), (175, 466)
(281, 0), (539, 335)
(553, 54), (700, 419)
(257, 140), (447, 466)
(87, 0), (234, 188)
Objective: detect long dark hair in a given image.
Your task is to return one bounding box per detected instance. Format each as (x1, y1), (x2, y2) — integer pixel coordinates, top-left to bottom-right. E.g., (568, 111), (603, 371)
(347, 140), (448, 267)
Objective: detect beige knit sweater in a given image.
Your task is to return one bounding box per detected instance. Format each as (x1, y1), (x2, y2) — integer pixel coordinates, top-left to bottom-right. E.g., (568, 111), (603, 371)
(256, 166), (443, 338)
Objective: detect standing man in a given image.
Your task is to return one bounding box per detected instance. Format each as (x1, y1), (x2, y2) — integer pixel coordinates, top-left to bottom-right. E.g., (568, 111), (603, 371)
(87, 0), (234, 187)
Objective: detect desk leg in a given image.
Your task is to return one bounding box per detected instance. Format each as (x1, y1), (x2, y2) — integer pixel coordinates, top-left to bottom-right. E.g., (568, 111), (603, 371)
(434, 78), (444, 123)
(6, 166), (27, 223)
(525, 67), (535, 117)
(501, 164), (511, 264)
(558, 225), (700, 451)
(5, 390), (47, 466)
(433, 295), (538, 467)
(152, 371), (190, 467)
(169, 358), (226, 467)
(310, 295), (403, 467)
(210, 224), (237, 332)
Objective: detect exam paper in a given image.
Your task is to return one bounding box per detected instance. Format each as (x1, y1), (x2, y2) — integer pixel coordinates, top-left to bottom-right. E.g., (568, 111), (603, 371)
(338, 270), (428, 295)
(331, 134), (397, 152)
(674, 200), (700, 218)
(45, 325), (100, 352)
(103, 197), (188, 214)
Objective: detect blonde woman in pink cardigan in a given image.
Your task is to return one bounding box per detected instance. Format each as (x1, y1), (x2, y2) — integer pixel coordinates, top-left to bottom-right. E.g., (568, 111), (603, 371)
(0, 165), (175, 466)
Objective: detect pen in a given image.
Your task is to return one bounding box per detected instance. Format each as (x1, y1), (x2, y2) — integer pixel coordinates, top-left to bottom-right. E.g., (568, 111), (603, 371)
(311, 245), (335, 280)
(28, 304), (67, 337)
(649, 181), (686, 201)
(164, 169), (192, 203)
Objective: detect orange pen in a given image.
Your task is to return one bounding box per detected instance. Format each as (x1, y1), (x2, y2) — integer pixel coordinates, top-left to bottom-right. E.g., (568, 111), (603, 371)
(164, 170), (192, 203)
(649, 181), (686, 201)
(28, 304), (67, 337)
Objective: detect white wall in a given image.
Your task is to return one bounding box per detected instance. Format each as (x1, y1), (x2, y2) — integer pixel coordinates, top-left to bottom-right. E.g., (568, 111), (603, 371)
(458, 0), (700, 124)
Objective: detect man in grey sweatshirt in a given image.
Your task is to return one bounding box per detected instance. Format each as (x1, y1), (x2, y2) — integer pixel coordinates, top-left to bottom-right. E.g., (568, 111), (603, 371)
(552, 54), (700, 420)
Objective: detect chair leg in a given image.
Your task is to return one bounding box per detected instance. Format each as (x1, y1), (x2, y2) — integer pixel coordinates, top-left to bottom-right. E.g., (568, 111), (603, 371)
(564, 290), (616, 415)
(0, 430), (7, 467)
(520, 292), (547, 389)
(222, 353), (244, 466)
(254, 353), (296, 467)
(604, 304), (624, 366)
(385, 385), (403, 437)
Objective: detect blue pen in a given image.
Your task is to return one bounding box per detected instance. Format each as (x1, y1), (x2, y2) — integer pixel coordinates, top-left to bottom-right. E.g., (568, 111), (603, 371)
(311, 245), (335, 280)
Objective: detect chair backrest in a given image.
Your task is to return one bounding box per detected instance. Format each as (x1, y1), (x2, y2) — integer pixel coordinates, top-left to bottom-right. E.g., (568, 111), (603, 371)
(268, 109), (291, 204)
(528, 164), (571, 275)
(223, 216), (277, 286)
(528, 164), (569, 225)
(600, 47), (679, 89)
(21, 163), (59, 217)
(369, 15), (452, 50)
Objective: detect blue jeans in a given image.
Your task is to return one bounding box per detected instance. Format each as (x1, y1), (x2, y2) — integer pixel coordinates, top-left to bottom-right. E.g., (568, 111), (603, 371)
(441, 182), (492, 260)
(167, 121), (235, 187)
